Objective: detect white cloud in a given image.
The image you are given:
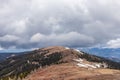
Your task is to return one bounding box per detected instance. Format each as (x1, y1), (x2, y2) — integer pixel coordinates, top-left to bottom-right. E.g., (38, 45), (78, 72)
(9, 18), (28, 35)
(0, 35), (20, 42)
(8, 45), (16, 49)
(30, 32), (94, 47)
(0, 0), (120, 49)
(107, 38), (120, 48)
(30, 33), (46, 43)
(0, 45), (4, 50)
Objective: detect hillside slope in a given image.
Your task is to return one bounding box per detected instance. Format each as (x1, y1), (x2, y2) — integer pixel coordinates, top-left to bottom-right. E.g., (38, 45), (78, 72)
(0, 46), (120, 80)
(24, 63), (120, 80)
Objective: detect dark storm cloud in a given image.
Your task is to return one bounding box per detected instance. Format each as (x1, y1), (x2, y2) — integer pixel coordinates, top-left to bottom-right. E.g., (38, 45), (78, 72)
(0, 0), (120, 49)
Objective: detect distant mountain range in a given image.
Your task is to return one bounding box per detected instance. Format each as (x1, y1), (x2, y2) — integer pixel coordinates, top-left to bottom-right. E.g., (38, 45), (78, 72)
(0, 47), (120, 63)
(0, 49), (31, 61)
(0, 46), (120, 80)
(0, 52), (28, 61)
(79, 48), (120, 62)
(0, 53), (18, 61)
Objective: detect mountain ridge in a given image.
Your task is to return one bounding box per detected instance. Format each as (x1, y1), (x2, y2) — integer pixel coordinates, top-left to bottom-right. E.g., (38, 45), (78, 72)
(0, 46), (120, 80)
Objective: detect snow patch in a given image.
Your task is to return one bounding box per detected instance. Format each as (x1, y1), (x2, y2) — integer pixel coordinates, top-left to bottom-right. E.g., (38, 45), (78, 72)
(76, 61), (106, 69)
(73, 58), (102, 69)
(65, 47), (70, 50)
(7, 54), (16, 59)
(73, 58), (83, 62)
(94, 64), (101, 68)
(11, 54), (16, 57)
(74, 49), (83, 54)
(77, 63), (88, 68)
(77, 63), (97, 68)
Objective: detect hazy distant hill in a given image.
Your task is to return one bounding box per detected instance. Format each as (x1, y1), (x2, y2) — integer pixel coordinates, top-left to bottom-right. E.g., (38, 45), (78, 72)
(80, 48), (120, 62)
(0, 49), (31, 61)
(0, 52), (27, 61)
(0, 53), (19, 61)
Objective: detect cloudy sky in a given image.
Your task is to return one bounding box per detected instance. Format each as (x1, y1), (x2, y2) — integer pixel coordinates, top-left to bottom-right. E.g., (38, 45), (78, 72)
(0, 0), (120, 50)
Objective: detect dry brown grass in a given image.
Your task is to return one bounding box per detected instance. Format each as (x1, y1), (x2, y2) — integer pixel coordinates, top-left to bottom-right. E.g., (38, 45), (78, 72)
(23, 63), (120, 80)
